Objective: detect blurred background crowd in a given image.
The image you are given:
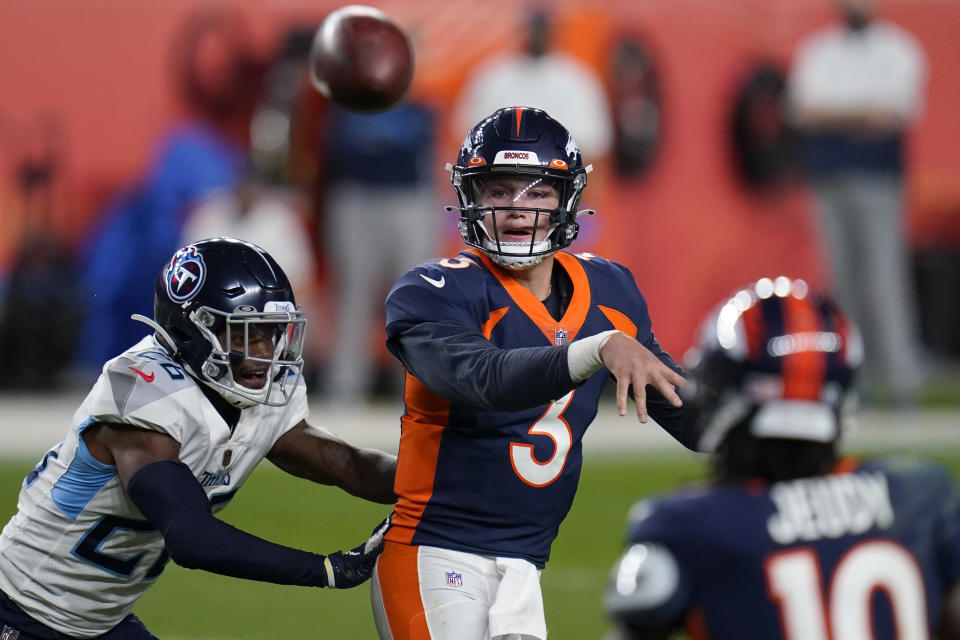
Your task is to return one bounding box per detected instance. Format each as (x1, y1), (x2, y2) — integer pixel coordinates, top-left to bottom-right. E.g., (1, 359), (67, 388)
(0, 0), (958, 408)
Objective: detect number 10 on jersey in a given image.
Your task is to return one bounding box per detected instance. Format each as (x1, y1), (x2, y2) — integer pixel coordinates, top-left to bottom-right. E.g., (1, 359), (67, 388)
(766, 541), (928, 639)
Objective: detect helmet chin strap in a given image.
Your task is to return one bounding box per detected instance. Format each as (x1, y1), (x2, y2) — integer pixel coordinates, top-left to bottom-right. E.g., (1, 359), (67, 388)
(131, 314), (179, 357)
(201, 378), (261, 409)
(481, 230), (555, 270)
(447, 203), (594, 269)
(134, 312), (262, 407)
(487, 251), (547, 270)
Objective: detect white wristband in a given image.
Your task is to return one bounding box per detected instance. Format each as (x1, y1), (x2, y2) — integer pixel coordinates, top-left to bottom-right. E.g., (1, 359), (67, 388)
(323, 556), (336, 588)
(568, 330), (621, 383)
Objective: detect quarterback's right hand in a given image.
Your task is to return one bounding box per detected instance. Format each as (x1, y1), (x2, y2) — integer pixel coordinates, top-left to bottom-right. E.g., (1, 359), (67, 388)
(600, 333), (686, 423)
(323, 514), (392, 588)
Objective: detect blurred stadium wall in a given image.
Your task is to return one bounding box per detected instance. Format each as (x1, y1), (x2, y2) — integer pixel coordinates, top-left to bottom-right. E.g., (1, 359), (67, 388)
(1, 0), (958, 358)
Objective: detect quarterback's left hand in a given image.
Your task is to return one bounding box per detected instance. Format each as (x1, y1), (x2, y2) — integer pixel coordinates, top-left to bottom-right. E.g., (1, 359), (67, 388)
(323, 514), (392, 588)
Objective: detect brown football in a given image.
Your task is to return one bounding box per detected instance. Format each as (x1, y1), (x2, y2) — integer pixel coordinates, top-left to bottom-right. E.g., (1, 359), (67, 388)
(309, 5), (414, 113)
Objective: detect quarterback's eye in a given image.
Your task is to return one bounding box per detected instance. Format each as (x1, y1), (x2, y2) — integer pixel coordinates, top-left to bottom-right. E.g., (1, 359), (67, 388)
(527, 187), (558, 201)
(481, 186), (511, 202)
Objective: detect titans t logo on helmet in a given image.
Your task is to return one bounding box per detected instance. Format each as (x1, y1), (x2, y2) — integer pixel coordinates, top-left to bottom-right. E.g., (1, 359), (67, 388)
(165, 245), (206, 303)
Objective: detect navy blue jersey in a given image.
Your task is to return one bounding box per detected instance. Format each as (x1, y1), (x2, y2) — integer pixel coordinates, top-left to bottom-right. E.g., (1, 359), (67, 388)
(383, 249), (695, 567)
(609, 457), (960, 640)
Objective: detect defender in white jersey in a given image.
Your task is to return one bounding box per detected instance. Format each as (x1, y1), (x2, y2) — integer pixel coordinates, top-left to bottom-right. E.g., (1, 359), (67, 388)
(0, 238), (396, 640)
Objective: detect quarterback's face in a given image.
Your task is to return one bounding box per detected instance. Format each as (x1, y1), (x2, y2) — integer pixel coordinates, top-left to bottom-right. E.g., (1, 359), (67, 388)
(476, 176), (560, 244)
(218, 324), (277, 389)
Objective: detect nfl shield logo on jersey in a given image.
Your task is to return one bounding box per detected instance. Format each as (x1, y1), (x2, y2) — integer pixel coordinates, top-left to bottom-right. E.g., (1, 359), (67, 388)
(554, 329), (567, 346)
(1, 625), (21, 640)
(446, 571), (463, 588)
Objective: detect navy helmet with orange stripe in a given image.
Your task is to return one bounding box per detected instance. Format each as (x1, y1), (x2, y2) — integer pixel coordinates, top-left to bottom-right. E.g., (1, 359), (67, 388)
(685, 276), (863, 454)
(446, 106), (592, 269)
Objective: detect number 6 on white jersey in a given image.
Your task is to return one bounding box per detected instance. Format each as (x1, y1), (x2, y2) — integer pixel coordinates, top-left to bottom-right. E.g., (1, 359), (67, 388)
(510, 391), (574, 487)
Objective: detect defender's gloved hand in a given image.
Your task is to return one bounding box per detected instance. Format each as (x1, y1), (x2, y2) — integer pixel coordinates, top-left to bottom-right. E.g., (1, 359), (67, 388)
(323, 514), (392, 588)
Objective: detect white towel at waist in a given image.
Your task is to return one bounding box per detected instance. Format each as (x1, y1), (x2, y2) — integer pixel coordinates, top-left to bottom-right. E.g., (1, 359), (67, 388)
(488, 556), (547, 640)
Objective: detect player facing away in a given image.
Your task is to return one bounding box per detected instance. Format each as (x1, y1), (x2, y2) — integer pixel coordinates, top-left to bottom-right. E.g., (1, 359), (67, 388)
(370, 106), (700, 640)
(604, 277), (960, 640)
(0, 237), (395, 640)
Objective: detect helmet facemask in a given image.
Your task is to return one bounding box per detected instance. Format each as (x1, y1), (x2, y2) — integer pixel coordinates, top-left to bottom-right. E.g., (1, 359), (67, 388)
(189, 303), (306, 408)
(449, 167), (588, 270)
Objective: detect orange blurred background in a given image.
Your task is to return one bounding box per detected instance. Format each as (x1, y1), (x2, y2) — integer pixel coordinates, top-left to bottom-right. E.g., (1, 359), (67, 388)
(1, 0), (958, 358)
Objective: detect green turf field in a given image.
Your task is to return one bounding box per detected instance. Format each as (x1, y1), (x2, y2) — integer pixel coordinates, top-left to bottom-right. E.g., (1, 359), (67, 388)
(3, 450), (960, 639)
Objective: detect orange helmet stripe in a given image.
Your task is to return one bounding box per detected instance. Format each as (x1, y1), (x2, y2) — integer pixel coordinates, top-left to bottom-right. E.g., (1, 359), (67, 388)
(782, 295), (827, 400)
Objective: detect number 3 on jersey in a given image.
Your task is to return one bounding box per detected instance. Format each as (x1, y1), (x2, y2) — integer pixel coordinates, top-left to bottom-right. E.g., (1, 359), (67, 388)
(510, 391), (574, 487)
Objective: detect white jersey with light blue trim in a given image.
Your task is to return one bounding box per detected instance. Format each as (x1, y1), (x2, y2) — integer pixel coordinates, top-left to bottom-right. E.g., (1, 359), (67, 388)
(0, 335), (307, 638)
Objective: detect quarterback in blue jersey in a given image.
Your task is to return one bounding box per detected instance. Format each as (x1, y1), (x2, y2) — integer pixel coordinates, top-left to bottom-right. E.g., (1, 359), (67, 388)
(370, 107), (699, 640)
(605, 277), (960, 640)
(0, 238), (394, 640)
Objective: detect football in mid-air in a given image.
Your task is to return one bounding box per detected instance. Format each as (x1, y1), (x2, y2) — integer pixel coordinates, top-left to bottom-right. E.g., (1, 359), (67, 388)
(309, 5), (414, 113)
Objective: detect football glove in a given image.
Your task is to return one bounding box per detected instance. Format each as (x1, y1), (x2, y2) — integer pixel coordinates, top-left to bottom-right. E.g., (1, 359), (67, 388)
(323, 514), (392, 588)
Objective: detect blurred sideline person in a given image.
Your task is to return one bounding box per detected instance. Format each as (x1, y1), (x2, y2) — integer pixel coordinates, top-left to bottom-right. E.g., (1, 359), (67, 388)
(370, 107), (699, 640)
(452, 9), (614, 255)
(787, 0), (928, 406)
(453, 9), (612, 165)
(181, 176), (323, 378)
(74, 9), (261, 375)
(182, 182), (316, 314)
(321, 103), (439, 404)
(0, 238), (394, 640)
(604, 277), (960, 640)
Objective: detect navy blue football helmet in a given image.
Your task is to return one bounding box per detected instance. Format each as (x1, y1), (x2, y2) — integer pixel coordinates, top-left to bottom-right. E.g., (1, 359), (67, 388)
(447, 106), (592, 269)
(135, 237), (306, 408)
(686, 277), (862, 452)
